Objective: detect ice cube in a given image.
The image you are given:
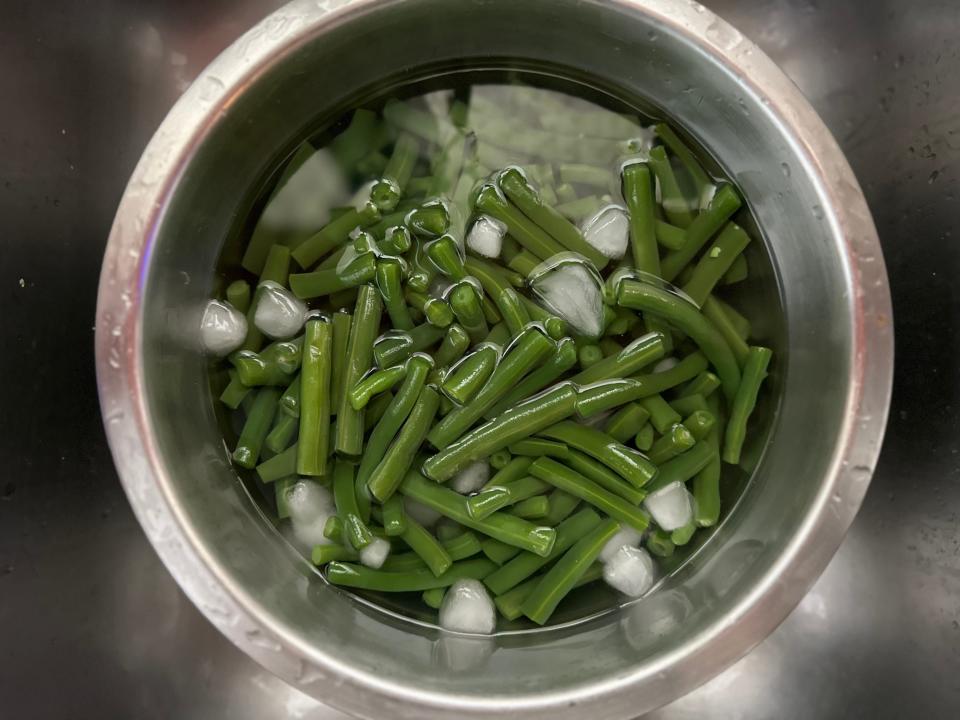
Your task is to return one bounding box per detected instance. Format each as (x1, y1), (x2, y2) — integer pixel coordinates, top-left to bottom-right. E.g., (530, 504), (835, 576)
(530, 258), (605, 338)
(466, 215), (507, 258)
(254, 281), (308, 339)
(643, 481), (694, 531)
(603, 545), (655, 597)
(581, 205), (630, 259)
(200, 299), (247, 356)
(439, 579), (496, 634)
(360, 537), (391, 569)
(599, 527), (644, 563)
(450, 461), (490, 494)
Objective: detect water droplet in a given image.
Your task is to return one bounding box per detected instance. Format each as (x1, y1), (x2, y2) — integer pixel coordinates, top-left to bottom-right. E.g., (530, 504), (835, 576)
(812, 204), (824, 219)
(780, 162), (791, 178)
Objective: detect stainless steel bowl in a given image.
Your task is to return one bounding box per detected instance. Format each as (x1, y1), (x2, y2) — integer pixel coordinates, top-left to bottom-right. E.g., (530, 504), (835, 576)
(95, 0), (893, 716)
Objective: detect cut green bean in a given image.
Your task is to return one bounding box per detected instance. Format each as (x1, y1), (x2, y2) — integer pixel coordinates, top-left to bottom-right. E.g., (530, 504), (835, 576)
(467, 476), (550, 519)
(371, 133), (418, 211)
(683, 410), (716, 441)
(434, 325), (471, 367)
(483, 508), (602, 595)
(645, 440), (715, 493)
(646, 528), (675, 558)
(655, 123), (711, 191)
(368, 386), (440, 502)
(292, 201), (381, 269)
(448, 282), (488, 343)
(232, 387), (280, 468)
(640, 394), (682, 434)
(634, 423), (654, 452)
(681, 371), (721, 399)
(220, 372), (251, 409)
(427, 326), (554, 448)
(422, 587), (446, 609)
(279, 374), (301, 417)
(482, 538), (522, 565)
(569, 332), (665, 385)
(324, 515), (344, 543)
(604, 403), (651, 444)
(539, 421), (656, 489)
(312, 544), (359, 565)
(649, 423), (696, 464)
(702, 296), (751, 365)
(374, 322), (446, 367)
(490, 449), (512, 470)
(336, 285), (382, 457)
(693, 407), (722, 527)
(441, 343), (499, 404)
(424, 235), (466, 280)
(483, 457), (534, 492)
(297, 317), (333, 476)
(723, 346), (772, 464)
(406, 289), (455, 328)
(510, 496), (549, 519)
(655, 220), (687, 251)
(495, 562), (603, 621)
(562, 450), (647, 505)
(230, 337), (302, 387)
(722, 254), (749, 285)
(226, 280), (251, 313)
(349, 365), (407, 410)
(407, 201), (450, 238)
(508, 438), (570, 459)
(330, 311), (353, 413)
(682, 223), (752, 307)
(375, 259), (415, 331)
(266, 410), (298, 454)
(648, 145), (693, 228)
(256, 443), (297, 483)
(423, 382), (579, 482)
(326, 556), (496, 592)
(385, 531), (483, 571)
(485, 337), (577, 418)
(499, 167), (609, 269)
(382, 494), (408, 536)
(474, 183), (566, 261)
(558, 163), (615, 189)
(659, 184), (741, 281)
(529, 458), (650, 533)
(578, 344), (604, 370)
(622, 162), (659, 274)
(617, 279), (741, 401)
(289, 252), (377, 299)
(399, 515), (452, 576)
(399, 472), (557, 557)
(333, 459), (373, 550)
(521, 518), (620, 624)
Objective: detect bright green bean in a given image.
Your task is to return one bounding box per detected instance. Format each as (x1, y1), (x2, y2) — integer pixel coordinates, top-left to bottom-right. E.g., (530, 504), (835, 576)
(604, 403), (651, 444)
(448, 282), (489, 343)
(482, 538), (522, 565)
(265, 412), (298, 454)
(296, 317), (332, 476)
(484, 337), (577, 418)
(441, 343), (499, 404)
(256, 442), (297, 483)
(683, 410), (716, 441)
(375, 259), (415, 331)
(682, 223), (752, 306)
(233, 387), (280, 468)
(659, 184), (741, 281)
(368, 386), (440, 502)
(539, 421), (656, 489)
(569, 332), (665, 385)
(399, 516), (452, 576)
(494, 562), (603, 621)
(508, 438), (570, 459)
(490, 449), (512, 470)
(220, 372), (251, 410)
(649, 423), (696, 464)
(681, 371), (721, 399)
(349, 365), (407, 410)
(562, 450), (646, 505)
(622, 162), (659, 274)
(510, 496), (549, 519)
(467, 476), (550, 520)
(529, 458), (650, 533)
(640, 393), (682, 434)
(723, 346), (772, 464)
(312, 544), (359, 565)
(329, 311), (352, 413)
(474, 183), (566, 260)
(648, 145), (693, 228)
(336, 285), (382, 457)
(645, 440), (715, 493)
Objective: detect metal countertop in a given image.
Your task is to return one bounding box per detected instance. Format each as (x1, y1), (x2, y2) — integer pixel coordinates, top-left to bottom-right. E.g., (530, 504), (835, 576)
(1, 1), (957, 717)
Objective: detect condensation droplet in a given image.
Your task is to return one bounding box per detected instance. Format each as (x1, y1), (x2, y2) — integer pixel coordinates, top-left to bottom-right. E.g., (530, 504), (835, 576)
(780, 162), (791, 178)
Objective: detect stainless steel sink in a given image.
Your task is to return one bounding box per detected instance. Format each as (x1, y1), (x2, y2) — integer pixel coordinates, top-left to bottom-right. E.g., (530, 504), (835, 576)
(1, 0), (958, 717)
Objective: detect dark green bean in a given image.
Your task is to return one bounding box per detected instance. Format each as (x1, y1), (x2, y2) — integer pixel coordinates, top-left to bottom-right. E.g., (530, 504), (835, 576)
(382, 494), (408, 537)
(622, 162), (659, 274)
(374, 323), (446, 368)
(529, 458), (650, 533)
(384, 531), (483, 571)
(329, 311), (353, 413)
(292, 201), (381, 269)
(659, 185), (741, 282)
(569, 331), (665, 385)
(333, 459), (372, 550)
(482, 456), (534, 492)
(693, 401), (722, 528)
(371, 133), (418, 211)
(507, 438), (570, 459)
(483, 508), (602, 596)
(467, 476), (550, 520)
(617, 279), (741, 401)
(474, 183), (566, 260)
(646, 528), (675, 558)
(655, 220), (687, 251)
(682, 223), (752, 306)
(399, 516), (452, 577)
(448, 282), (489, 343)
(723, 346), (772, 464)
(296, 317), (332, 476)
(510, 496), (549, 519)
(441, 343), (499, 404)
(562, 450), (647, 505)
(645, 440), (714, 493)
(702, 296), (750, 365)
(349, 365), (407, 410)
(425, 235), (466, 280)
(368, 386), (440, 502)
(640, 393), (682, 434)
(484, 337), (577, 418)
(336, 285), (382, 457)
(232, 387), (280, 468)
(399, 472), (557, 557)
(407, 200), (450, 238)
(604, 403), (651, 444)
(422, 383), (579, 482)
(648, 145), (693, 228)
(434, 325), (471, 367)
(489, 449), (512, 470)
(649, 423), (696, 464)
(375, 258), (415, 331)
(265, 412), (298, 454)
(539, 421), (656, 489)
(578, 344), (604, 371)
(521, 518), (620, 624)
(289, 252), (377, 299)
(722, 254), (749, 285)
(494, 563), (603, 621)
(422, 587), (446, 609)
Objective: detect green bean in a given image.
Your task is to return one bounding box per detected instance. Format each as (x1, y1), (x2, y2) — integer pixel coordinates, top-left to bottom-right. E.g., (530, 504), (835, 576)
(462, 256), (532, 334)
(654, 123), (711, 191)
(522, 518), (620, 625)
(232, 387), (280, 468)
(399, 472), (557, 556)
(482, 322), (512, 348)
(434, 325), (471, 367)
(329, 287), (359, 310)
(603, 308), (642, 337)
(278, 374), (301, 417)
(617, 280), (741, 401)
(693, 405), (722, 527)
(622, 162), (659, 274)
(723, 346), (772, 464)
(349, 365), (407, 410)
(680, 371), (721, 399)
(649, 423), (696, 464)
(312, 544), (359, 565)
(569, 332), (665, 385)
(405, 289), (454, 328)
(368, 386), (440, 502)
(659, 185), (741, 282)
(483, 508), (602, 596)
(335, 285), (382, 457)
(374, 259), (414, 331)
(634, 423), (654, 452)
(295, 318), (333, 476)
(558, 163), (615, 189)
(474, 183), (566, 261)
(371, 133), (419, 211)
(578, 344), (604, 371)
(670, 394), (707, 417)
(671, 517), (698, 546)
(682, 223), (752, 306)
(374, 323), (446, 368)
(265, 409), (298, 454)
(499, 167), (609, 269)
(510, 496), (550, 519)
(289, 252), (377, 299)
(384, 531), (483, 571)
(683, 410), (716, 441)
(355, 471), (373, 524)
(482, 456), (534, 492)
(648, 145), (693, 228)
(332, 459), (372, 550)
(655, 220), (687, 251)
(640, 393), (682, 434)
(482, 538), (522, 565)
(530, 458), (650, 533)
(508, 438), (570, 459)
(330, 108), (379, 170)
(539, 421), (656, 489)
(226, 280), (251, 313)
(382, 99), (457, 146)
(427, 326), (555, 448)
(230, 336), (302, 386)
(448, 282), (488, 343)
(292, 201), (381, 269)
(399, 516), (452, 576)
(324, 515), (344, 543)
(240, 244), (292, 352)
(220, 371), (251, 409)
(274, 476), (296, 519)
(422, 587), (446, 609)
(556, 195), (605, 222)
(563, 450), (647, 505)
(702, 296), (750, 365)
(256, 443), (297, 483)
(380, 224), (413, 255)
(489, 449), (512, 470)
(382, 494), (408, 537)
(646, 528), (675, 558)
(543, 490), (580, 526)
(506, 248), (540, 277)
(441, 344), (499, 404)
(467, 476), (550, 520)
(645, 440), (714, 493)
(494, 563), (603, 621)
(406, 201), (450, 238)
(424, 235), (466, 280)
(434, 520), (465, 542)
(329, 311), (352, 413)
(598, 337), (624, 357)
(326, 556), (496, 592)
(423, 383), (579, 482)
(604, 403), (651, 444)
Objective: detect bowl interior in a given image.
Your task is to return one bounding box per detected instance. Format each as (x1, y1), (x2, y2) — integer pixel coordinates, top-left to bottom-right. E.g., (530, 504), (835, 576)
(135, 0), (854, 713)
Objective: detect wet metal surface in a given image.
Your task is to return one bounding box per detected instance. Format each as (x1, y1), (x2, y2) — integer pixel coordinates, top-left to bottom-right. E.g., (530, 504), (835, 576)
(1, 0), (958, 717)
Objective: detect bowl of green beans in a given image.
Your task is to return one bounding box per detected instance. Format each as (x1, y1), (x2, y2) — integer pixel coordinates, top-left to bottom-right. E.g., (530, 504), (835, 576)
(96, 0), (893, 716)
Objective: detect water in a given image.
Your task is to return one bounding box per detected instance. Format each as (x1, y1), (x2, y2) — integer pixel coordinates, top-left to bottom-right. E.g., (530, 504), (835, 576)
(211, 68), (778, 631)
